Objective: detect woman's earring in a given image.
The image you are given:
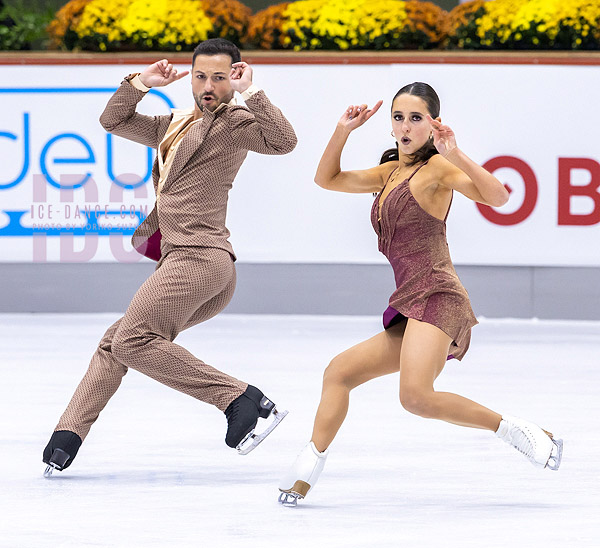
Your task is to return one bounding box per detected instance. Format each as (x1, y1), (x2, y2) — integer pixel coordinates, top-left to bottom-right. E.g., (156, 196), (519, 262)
(391, 131), (395, 138)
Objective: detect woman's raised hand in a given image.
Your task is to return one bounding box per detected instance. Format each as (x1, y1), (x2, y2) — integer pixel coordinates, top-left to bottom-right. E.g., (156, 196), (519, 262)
(426, 114), (457, 158)
(139, 59), (190, 88)
(338, 100), (383, 133)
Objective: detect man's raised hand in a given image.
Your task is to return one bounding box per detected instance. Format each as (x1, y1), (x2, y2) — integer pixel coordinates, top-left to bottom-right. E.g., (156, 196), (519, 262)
(230, 62), (253, 93)
(139, 59), (190, 88)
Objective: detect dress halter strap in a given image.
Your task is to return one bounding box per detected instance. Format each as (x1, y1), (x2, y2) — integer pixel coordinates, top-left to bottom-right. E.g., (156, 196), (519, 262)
(406, 161), (429, 182)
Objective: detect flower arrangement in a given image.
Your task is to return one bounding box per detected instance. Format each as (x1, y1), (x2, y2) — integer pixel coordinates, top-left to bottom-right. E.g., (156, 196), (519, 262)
(47, 0), (92, 49)
(404, 1), (448, 47)
(48, 0), (250, 51)
(279, 0), (446, 50)
(245, 2), (290, 50)
(447, 0), (600, 50)
(202, 0), (252, 44)
(116, 0), (213, 51)
(74, 0), (136, 51)
(444, 0), (485, 50)
(46, 0), (600, 52)
(0, 3), (55, 51)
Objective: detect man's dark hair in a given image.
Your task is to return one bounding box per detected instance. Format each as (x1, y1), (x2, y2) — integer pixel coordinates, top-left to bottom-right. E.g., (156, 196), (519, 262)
(192, 38), (241, 66)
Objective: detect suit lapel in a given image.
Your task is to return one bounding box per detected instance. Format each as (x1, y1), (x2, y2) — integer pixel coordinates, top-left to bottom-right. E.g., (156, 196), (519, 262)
(160, 109), (218, 194)
(151, 158), (160, 193)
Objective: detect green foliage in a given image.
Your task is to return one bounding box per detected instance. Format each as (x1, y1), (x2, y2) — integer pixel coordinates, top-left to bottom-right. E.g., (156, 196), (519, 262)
(445, 5), (485, 50)
(0, 1), (54, 50)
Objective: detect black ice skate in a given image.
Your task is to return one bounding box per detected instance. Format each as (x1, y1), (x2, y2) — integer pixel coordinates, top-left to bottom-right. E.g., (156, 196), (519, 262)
(43, 430), (82, 477)
(224, 385), (288, 455)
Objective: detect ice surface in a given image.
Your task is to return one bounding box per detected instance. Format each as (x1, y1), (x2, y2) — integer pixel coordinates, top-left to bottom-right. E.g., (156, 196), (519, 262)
(0, 314), (598, 547)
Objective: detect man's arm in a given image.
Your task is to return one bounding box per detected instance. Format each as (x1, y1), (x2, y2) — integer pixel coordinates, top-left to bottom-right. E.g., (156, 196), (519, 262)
(99, 60), (189, 149)
(99, 77), (171, 149)
(228, 62), (297, 155)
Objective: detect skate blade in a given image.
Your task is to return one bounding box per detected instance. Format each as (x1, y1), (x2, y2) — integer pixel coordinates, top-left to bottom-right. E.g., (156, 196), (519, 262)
(236, 408), (288, 455)
(278, 491), (301, 507)
(43, 464), (57, 478)
(546, 438), (563, 471)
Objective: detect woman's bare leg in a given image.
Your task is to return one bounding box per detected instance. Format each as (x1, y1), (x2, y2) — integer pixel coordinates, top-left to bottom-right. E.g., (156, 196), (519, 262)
(399, 319), (501, 431)
(311, 321), (406, 452)
(280, 319), (560, 504)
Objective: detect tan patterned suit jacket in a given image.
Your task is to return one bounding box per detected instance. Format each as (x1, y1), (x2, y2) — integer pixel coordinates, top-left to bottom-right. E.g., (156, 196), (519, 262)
(99, 78), (297, 261)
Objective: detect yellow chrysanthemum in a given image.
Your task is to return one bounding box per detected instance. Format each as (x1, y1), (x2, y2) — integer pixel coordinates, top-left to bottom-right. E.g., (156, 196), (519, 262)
(281, 0), (442, 50)
(75, 0), (130, 40)
(54, 0), (249, 50)
(472, 0), (600, 47)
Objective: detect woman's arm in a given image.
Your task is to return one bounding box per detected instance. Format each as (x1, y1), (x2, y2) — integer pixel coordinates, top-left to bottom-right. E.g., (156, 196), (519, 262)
(315, 102), (391, 194)
(427, 115), (509, 207)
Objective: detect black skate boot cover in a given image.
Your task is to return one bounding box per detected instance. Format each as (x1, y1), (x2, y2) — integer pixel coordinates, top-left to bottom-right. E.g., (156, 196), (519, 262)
(43, 430), (82, 470)
(224, 385), (275, 448)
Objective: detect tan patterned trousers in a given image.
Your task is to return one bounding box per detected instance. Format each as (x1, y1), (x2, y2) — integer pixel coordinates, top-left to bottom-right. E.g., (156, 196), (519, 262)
(55, 244), (247, 441)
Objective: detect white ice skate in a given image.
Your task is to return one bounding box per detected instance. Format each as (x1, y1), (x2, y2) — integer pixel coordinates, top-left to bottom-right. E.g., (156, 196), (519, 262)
(496, 415), (563, 470)
(278, 442), (328, 507)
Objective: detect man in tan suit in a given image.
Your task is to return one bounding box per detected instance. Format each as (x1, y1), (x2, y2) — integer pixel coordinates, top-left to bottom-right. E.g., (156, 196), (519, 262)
(43, 38), (297, 475)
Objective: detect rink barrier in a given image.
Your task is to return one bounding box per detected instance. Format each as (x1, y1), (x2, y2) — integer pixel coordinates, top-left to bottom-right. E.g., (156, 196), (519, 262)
(1, 262), (599, 320)
(1, 51), (600, 66)
(1, 51), (599, 318)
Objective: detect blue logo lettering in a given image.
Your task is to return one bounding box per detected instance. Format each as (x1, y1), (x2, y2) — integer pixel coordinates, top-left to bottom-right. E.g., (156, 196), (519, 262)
(0, 87), (175, 190)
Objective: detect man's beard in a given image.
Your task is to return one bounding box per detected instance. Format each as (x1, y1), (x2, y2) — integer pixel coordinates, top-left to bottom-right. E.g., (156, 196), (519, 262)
(193, 91), (233, 112)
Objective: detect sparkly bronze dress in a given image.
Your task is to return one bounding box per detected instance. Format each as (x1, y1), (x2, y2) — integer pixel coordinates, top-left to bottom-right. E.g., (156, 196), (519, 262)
(370, 162), (478, 361)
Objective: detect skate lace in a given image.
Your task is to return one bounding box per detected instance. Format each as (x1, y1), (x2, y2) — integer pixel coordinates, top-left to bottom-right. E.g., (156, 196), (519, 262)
(509, 427), (535, 458)
(225, 401), (239, 424)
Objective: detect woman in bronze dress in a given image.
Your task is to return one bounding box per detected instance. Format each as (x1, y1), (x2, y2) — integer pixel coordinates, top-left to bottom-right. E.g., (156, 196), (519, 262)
(278, 82), (563, 506)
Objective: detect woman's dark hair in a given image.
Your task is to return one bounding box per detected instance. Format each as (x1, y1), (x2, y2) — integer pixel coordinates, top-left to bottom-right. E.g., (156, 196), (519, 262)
(380, 82), (440, 167)
(192, 38), (241, 66)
